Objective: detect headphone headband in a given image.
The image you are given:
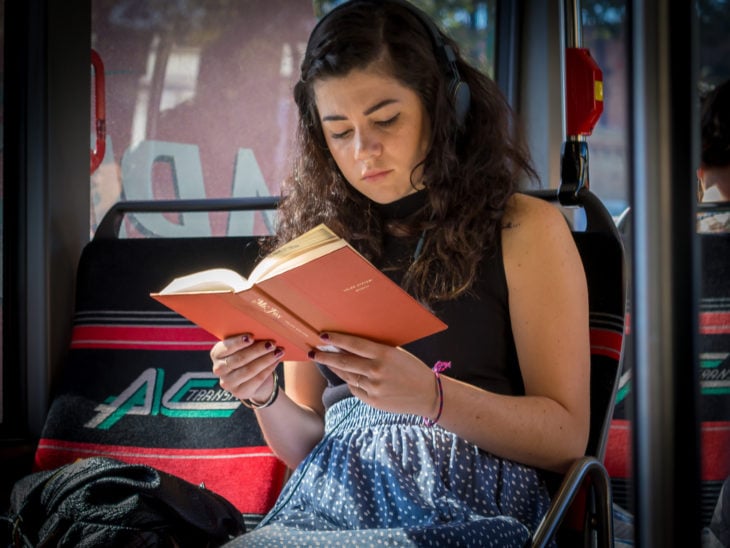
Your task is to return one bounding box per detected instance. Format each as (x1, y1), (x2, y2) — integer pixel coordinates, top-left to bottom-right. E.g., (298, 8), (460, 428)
(305, 0), (470, 128)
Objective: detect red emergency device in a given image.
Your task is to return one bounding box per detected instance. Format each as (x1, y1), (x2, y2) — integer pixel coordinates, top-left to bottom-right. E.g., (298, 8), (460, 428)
(565, 47), (603, 136)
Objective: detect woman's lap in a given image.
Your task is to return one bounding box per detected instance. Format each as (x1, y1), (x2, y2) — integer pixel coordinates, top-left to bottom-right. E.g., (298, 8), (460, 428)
(227, 398), (551, 547)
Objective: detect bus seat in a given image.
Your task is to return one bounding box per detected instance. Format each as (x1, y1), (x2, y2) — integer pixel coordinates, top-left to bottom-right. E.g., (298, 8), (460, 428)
(696, 226), (730, 521)
(528, 188), (627, 548)
(604, 202), (730, 529)
(32, 198), (287, 530)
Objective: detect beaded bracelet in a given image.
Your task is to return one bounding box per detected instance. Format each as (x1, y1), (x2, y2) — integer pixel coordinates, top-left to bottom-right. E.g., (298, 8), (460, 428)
(241, 370), (280, 409)
(423, 361), (451, 426)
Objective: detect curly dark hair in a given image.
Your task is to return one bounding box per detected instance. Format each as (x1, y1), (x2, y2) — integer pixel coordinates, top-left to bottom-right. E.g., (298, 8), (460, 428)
(268, 0), (538, 304)
(700, 79), (730, 168)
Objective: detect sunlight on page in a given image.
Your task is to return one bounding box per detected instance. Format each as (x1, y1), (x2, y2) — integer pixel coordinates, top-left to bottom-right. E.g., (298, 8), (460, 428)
(159, 268), (251, 294)
(249, 224), (344, 282)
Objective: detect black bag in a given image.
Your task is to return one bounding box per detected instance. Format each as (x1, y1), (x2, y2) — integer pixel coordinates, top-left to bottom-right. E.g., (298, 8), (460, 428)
(2, 457), (246, 547)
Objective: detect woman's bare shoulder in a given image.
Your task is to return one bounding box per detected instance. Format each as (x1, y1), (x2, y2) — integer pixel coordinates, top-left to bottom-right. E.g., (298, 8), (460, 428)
(502, 192), (571, 236)
(501, 191), (583, 287)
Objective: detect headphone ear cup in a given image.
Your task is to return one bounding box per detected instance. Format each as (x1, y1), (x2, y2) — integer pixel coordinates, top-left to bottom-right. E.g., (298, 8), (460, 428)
(441, 43), (470, 129)
(451, 80), (471, 129)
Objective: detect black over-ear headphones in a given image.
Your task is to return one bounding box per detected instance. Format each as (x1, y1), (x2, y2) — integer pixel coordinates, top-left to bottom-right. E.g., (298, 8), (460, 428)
(306, 0), (471, 129)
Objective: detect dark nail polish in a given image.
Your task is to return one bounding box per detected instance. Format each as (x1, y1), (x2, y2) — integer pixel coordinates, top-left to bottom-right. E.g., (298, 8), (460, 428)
(265, 341), (273, 350)
(320, 333), (330, 341)
(307, 349), (316, 360)
(274, 347), (285, 359)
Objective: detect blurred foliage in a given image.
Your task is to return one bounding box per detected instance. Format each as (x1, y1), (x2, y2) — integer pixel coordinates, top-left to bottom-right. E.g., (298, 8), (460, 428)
(92, 0), (245, 49)
(581, 0), (626, 39)
(697, 0), (730, 89)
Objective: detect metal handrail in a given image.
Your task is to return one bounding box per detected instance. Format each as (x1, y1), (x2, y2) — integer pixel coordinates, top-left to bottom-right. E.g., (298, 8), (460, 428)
(94, 197), (280, 240)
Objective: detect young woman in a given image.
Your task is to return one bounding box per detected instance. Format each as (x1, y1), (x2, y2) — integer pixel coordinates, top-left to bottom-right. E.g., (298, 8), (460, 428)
(210, 0), (590, 544)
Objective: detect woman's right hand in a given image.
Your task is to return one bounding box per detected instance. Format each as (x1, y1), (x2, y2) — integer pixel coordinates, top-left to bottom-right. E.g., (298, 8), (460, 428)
(210, 334), (284, 403)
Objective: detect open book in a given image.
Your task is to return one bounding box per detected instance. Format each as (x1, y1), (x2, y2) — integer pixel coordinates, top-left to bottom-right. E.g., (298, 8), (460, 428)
(151, 224), (448, 361)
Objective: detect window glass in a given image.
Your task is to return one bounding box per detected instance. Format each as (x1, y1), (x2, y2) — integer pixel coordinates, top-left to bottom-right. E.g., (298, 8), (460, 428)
(90, 0), (495, 238)
(697, 0), (730, 206)
(90, 0), (314, 238)
(580, 0), (630, 221)
(697, 0), (730, 90)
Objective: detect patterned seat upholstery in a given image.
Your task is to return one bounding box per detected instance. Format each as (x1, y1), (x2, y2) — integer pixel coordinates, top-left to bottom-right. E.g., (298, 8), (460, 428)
(34, 201), (287, 530)
(697, 231), (730, 519)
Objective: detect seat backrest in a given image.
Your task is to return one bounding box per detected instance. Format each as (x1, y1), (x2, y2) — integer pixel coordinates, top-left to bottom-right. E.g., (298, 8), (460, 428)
(527, 188), (627, 547)
(694, 203), (730, 522)
(34, 199), (287, 530)
(528, 188), (627, 460)
(696, 227), (730, 519)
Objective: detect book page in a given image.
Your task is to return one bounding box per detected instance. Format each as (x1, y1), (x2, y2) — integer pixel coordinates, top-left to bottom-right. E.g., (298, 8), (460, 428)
(249, 224), (344, 282)
(158, 268), (252, 294)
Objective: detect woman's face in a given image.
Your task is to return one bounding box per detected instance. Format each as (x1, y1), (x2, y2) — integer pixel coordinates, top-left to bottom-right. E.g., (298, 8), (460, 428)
(313, 66), (431, 204)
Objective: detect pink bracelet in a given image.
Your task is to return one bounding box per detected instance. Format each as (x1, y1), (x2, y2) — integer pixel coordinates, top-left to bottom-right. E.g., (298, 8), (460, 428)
(423, 361), (451, 426)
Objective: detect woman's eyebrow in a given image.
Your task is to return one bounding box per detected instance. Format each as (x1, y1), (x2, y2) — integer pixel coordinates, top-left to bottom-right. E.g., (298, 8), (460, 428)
(321, 98), (399, 122)
(363, 98), (398, 116)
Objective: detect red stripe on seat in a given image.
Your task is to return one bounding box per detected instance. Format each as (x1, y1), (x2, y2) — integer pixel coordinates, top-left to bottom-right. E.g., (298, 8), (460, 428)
(34, 438), (287, 514)
(627, 312), (729, 334)
(604, 419), (631, 478)
(71, 325), (217, 350)
(590, 327), (623, 360)
(699, 312), (730, 334)
(701, 422), (730, 480)
(604, 420), (730, 481)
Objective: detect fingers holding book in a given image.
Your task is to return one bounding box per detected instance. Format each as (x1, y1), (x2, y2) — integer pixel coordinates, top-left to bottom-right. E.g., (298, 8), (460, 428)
(311, 331), (441, 418)
(211, 333), (284, 403)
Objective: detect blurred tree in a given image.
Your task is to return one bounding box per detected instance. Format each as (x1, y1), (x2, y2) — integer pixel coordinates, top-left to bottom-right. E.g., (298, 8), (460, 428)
(697, 0), (730, 89)
(581, 0), (626, 39)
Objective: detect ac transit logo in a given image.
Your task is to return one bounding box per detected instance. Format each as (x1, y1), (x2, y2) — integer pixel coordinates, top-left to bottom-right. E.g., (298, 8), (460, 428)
(86, 368), (240, 430)
(615, 352), (729, 406)
(700, 353), (730, 394)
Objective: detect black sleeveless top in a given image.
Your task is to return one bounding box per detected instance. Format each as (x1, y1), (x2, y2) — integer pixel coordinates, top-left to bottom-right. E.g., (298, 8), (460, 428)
(317, 191), (524, 410)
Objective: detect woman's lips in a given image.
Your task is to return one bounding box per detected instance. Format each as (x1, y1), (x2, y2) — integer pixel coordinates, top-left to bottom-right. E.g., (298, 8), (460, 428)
(362, 169), (392, 182)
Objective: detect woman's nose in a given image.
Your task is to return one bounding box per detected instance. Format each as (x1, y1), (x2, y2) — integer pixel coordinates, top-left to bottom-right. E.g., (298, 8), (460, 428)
(354, 130), (382, 160)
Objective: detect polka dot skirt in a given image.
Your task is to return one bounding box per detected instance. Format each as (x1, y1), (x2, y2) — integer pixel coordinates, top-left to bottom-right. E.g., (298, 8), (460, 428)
(227, 398), (554, 547)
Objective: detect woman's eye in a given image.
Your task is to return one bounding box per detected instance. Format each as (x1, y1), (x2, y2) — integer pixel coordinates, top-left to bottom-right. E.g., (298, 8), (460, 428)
(376, 114), (399, 127)
(330, 129), (352, 140)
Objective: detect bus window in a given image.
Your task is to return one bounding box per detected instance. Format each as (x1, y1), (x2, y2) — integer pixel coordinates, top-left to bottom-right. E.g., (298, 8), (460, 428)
(89, 0), (496, 239)
(697, 0), (730, 206)
(698, 0), (730, 93)
(580, 0), (629, 221)
(89, 0), (316, 238)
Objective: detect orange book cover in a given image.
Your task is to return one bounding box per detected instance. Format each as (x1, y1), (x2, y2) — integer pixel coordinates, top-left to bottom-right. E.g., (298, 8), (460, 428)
(151, 224), (447, 361)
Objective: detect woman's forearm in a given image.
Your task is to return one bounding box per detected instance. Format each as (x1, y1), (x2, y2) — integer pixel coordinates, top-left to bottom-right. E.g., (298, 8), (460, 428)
(253, 390), (325, 469)
(436, 376), (589, 473)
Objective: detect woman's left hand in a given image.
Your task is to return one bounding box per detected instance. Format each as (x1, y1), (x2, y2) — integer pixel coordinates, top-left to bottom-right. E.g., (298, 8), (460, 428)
(309, 332), (438, 418)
